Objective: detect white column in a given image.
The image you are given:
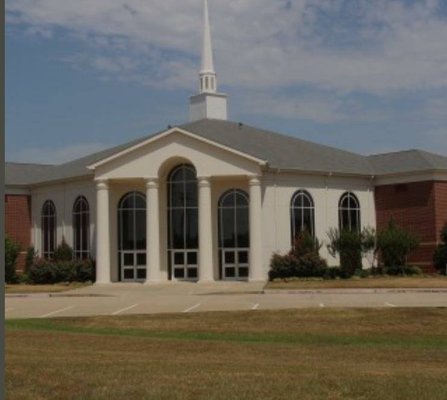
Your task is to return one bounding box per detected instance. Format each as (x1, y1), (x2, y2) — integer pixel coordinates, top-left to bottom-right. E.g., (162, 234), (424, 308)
(249, 176), (264, 281)
(95, 180), (111, 284)
(198, 176), (214, 282)
(145, 178), (161, 283)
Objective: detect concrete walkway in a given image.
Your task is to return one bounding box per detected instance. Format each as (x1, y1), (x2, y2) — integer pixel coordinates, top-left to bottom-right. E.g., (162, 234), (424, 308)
(5, 282), (447, 319)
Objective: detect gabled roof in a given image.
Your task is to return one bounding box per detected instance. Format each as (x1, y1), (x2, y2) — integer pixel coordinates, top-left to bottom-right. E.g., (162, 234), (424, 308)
(5, 163), (55, 186)
(369, 149), (447, 175)
(179, 119), (373, 175)
(5, 119), (447, 186)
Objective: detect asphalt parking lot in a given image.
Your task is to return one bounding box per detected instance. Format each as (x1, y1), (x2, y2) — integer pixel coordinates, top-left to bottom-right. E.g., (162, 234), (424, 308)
(5, 282), (447, 319)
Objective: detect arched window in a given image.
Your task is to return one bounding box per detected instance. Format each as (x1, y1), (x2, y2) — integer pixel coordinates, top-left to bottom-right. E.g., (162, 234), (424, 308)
(339, 192), (361, 232)
(291, 190), (315, 242)
(118, 192), (147, 281)
(41, 200), (56, 259)
(73, 196), (90, 260)
(168, 164), (199, 280)
(218, 189), (249, 280)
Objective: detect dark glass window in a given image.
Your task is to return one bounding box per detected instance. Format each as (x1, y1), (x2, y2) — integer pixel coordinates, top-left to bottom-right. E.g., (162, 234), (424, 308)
(218, 189), (249, 249)
(339, 192), (361, 232)
(73, 196), (90, 260)
(41, 200), (56, 259)
(118, 192), (147, 252)
(291, 190), (315, 243)
(168, 165), (199, 250)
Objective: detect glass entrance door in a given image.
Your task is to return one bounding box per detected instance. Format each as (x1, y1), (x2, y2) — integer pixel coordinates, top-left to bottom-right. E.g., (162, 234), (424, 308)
(218, 189), (250, 281)
(118, 191), (147, 282)
(168, 164), (199, 281)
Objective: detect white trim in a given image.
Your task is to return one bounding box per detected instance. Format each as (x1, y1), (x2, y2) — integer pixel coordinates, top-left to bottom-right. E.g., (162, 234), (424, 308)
(5, 186), (31, 195)
(87, 127), (267, 170)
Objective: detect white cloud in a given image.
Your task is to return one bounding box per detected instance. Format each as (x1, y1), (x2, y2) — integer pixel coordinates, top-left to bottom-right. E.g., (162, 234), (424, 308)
(8, 143), (108, 164)
(6, 0), (447, 94)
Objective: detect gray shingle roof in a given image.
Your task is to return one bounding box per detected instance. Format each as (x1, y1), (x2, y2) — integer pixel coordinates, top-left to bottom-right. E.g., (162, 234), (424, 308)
(180, 119), (374, 175)
(369, 150), (447, 175)
(5, 119), (447, 186)
(5, 163), (55, 186)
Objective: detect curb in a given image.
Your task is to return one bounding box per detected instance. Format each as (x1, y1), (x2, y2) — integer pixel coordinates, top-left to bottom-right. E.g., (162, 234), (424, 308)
(263, 288), (447, 295)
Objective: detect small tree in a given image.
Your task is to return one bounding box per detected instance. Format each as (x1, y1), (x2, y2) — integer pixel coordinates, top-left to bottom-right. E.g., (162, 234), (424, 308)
(377, 219), (419, 267)
(53, 238), (73, 262)
(327, 228), (363, 278)
(25, 246), (38, 273)
(5, 236), (21, 284)
(434, 223), (447, 274)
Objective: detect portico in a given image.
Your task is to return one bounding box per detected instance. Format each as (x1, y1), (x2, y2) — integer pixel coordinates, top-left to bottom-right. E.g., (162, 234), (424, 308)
(91, 128), (266, 284)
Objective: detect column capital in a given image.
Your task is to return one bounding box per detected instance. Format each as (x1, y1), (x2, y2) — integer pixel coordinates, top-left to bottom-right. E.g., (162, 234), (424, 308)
(248, 176), (261, 186)
(145, 177), (159, 189)
(198, 176), (211, 188)
(96, 180), (109, 191)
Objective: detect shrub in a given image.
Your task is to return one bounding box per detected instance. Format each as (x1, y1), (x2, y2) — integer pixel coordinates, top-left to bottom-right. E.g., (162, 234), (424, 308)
(5, 236), (21, 284)
(269, 232), (327, 280)
(323, 266), (341, 280)
(327, 229), (363, 278)
(25, 246), (38, 273)
(53, 238), (73, 262)
(377, 220), (419, 267)
(434, 224), (447, 274)
(381, 265), (422, 276)
(28, 258), (57, 284)
(27, 258), (95, 284)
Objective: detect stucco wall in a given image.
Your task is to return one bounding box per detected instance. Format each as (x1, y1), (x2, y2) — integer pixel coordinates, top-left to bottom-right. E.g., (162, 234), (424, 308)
(31, 179), (96, 259)
(262, 172), (376, 273)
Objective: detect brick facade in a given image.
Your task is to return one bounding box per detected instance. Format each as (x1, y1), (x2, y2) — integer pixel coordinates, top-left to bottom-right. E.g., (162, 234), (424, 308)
(5, 194), (32, 271)
(375, 181), (443, 271)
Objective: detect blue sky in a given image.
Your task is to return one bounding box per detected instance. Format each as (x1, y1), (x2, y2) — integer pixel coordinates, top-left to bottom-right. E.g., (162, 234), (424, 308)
(6, 0), (447, 164)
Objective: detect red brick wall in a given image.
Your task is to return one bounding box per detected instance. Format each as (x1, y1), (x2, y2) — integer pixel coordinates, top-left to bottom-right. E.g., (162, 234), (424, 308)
(5, 194), (32, 272)
(434, 181), (447, 242)
(375, 181), (437, 271)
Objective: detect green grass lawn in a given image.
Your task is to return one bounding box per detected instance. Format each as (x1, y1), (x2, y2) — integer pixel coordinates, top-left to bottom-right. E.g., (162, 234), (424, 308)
(265, 276), (447, 290)
(5, 309), (447, 400)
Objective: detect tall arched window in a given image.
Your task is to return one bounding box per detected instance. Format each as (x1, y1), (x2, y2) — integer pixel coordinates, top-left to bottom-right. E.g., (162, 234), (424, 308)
(168, 164), (199, 280)
(73, 196), (90, 260)
(41, 200), (56, 259)
(218, 189), (249, 280)
(339, 192), (361, 232)
(291, 190), (315, 242)
(118, 192), (147, 281)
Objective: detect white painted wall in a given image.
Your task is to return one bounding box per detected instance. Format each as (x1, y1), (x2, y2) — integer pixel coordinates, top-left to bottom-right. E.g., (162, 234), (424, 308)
(31, 179), (96, 259)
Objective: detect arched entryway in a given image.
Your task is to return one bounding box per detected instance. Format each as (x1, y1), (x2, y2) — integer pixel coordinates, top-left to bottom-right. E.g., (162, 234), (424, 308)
(167, 164), (199, 280)
(118, 191), (147, 282)
(218, 189), (250, 280)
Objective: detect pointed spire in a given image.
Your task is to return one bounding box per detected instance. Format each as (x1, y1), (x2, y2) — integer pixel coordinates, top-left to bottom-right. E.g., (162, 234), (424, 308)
(199, 0), (217, 93)
(189, 0), (228, 121)
(201, 0), (215, 74)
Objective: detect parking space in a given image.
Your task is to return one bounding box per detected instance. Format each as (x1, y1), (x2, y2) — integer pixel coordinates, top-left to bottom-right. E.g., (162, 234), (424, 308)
(5, 282), (447, 319)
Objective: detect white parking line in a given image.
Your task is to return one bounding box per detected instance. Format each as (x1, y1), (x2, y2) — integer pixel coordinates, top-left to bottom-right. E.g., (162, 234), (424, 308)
(252, 303), (260, 310)
(40, 306), (75, 318)
(319, 303), (325, 308)
(385, 302), (396, 307)
(183, 303), (201, 313)
(112, 304), (139, 315)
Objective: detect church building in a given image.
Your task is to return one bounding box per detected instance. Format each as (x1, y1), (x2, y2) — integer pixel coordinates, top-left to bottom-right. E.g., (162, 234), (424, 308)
(5, 1), (447, 282)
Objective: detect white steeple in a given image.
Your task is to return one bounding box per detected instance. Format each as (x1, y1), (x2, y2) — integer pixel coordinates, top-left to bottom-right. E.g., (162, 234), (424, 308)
(190, 0), (228, 121)
(200, 0), (216, 93)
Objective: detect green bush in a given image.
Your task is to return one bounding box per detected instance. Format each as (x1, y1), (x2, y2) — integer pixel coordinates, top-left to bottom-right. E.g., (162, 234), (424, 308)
(381, 265), (422, 276)
(28, 258), (95, 284)
(377, 220), (419, 267)
(28, 258), (56, 284)
(53, 238), (73, 262)
(269, 232), (327, 280)
(5, 236), (21, 284)
(25, 246), (38, 273)
(323, 267), (341, 280)
(327, 229), (363, 278)
(434, 224), (447, 274)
